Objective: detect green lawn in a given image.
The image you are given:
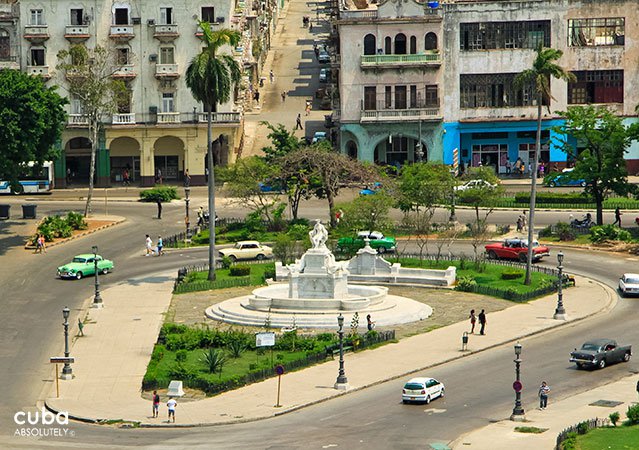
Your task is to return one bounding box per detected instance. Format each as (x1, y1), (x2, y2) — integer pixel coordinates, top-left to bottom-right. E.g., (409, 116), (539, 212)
(184, 263), (274, 286)
(540, 234), (591, 245)
(575, 425), (639, 449)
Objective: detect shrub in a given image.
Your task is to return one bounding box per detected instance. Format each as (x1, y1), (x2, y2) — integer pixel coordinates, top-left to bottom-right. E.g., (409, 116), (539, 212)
(175, 349), (188, 362)
(150, 345), (165, 363)
(262, 267), (276, 282)
(66, 211), (87, 230)
(555, 222), (576, 241)
(576, 421), (590, 435)
(456, 275), (477, 292)
(273, 234), (296, 265)
(139, 185), (179, 202)
(539, 225), (553, 238)
(221, 256), (232, 270)
(227, 339), (246, 358)
(200, 348), (227, 376)
(627, 403), (639, 424)
(589, 224), (632, 243)
(169, 363), (197, 381)
(230, 265), (251, 276)
(501, 270), (523, 280)
(561, 432), (578, 450)
(248, 363), (258, 371)
(609, 411), (620, 426)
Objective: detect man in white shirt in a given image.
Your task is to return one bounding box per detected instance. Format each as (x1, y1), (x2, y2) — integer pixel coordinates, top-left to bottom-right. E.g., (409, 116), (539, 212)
(167, 398), (177, 422)
(145, 235), (153, 256)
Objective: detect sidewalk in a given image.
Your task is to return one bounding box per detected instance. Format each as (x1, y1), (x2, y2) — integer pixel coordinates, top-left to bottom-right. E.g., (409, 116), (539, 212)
(45, 273), (614, 432)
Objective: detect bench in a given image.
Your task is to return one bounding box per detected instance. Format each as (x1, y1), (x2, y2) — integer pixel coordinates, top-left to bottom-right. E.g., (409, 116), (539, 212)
(326, 345), (353, 359)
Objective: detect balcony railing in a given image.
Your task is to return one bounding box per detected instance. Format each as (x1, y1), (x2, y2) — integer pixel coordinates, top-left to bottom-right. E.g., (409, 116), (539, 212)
(360, 107), (441, 122)
(361, 53), (441, 68)
(112, 113), (135, 124)
(26, 65), (50, 77)
(68, 114), (89, 125)
(197, 112), (241, 123)
(339, 10), (378, 20)
(24, 25), (49, 42)
(155, 63), (179, 78)
(157, 112), (181, 124)
(112, 65), (136, 78)
(154, 24), (179, 40)
(109, 25), (134, 39)
(64, 25), (90, 41)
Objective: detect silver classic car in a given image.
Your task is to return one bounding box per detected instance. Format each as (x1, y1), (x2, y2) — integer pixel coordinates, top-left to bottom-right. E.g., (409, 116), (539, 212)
(570, 339), (632, 369)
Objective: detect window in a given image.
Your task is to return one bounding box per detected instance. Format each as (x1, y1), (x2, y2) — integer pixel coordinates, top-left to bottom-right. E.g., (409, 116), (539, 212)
(116, 48), (129, 65)
(568, 70), (624, 104)
(425, 32), (438, 51)
(30, 9), (44, 25)
(160, 47), (174, 64)
(162, 92), (175, 112)
(569, 18), (624, 46)
(424, 85), (438, 107)
(409, 36), (417, 54)
(70, 98), (84, 114)
(395, 86), (407, 109)
(70, 9), (84, 25)
(384, 36), (391, 54)
(117, 85), (132, 113)
(471, 144), (507, 168)
(201, 7), (215, 22)
(364, 86), (376, 110)
(394, 33), (406, 55)
(410, 85), (417, 108)
(160, 7), (173, 25)
(519, 142), (550, 164)
(460, 21), (551, 50)
(386, 137), (409, 165)
(0, 30), (9, 60)
(460, 73), (546, 108)
(363, 34), (376, 55)
(30, 48), (45, 66)
(114, 8), (129, 25)
(385, 86), (392, 108)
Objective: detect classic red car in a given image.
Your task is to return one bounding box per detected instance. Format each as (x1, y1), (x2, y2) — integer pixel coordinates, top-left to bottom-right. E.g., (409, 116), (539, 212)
(485, 239), (550, 262)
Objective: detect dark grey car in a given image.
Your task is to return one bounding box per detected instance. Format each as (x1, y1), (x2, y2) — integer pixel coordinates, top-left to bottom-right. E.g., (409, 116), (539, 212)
(570, 339), (631, 369)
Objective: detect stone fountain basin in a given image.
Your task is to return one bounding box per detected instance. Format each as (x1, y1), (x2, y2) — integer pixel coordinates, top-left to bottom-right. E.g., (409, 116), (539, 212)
(248, 284), (388, 311)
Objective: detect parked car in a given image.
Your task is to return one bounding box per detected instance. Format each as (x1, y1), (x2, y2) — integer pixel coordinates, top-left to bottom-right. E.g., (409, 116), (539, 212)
(454, 179), (497, 192)
(544, 168), (587, 188)
(618, 273), (639, 297)
(258, 182), (285, 193)
(318, 50), (330, 63)
(319, 68), (329, 83)
(359, 182), (383, 196)
(336, 231), (396, 254)
(402, 377), (445, 404)
(218, 241), (273, 262)
(57, 254), (114, 280)
(311, 131), (327, 144)
(569, 339), (632, 369)
(485, 238), (550, 262)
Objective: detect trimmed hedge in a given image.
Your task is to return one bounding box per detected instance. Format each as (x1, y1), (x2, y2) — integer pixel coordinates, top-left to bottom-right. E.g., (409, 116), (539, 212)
(514, 192), (592, 204)
(139, 185), (179, 202)
(501, 270), (523, 280)
(229, 265), (251, 276)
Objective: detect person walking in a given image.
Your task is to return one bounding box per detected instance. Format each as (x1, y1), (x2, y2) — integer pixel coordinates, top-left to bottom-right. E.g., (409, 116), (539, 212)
(516, 216), (523, 233)
(521, 211), (528, 231)
(636, 379), (639, 401)
(157, 235), (164, 256)
(184, 169), (191, 187)
(478, 309), (486, 335)
(34, 234), (45, 254)
(506, 158), (511, 175)
(123, 168), (130, 186)
(167, 397), (177, 423)
(469, 309), (476, 334)
(538, 381), (550, 409)
(145, 234), (153, 256)
(281, 91), (286, 102)
(269, 70), (274, 83)
(152, 391), (160, 418)
(294, 113), (303, 130)
(366, 314), (375, 331)
(254, 90), (260, 103)
(613, 207), (622, 227)
(156, 198), (162, 220)
(305, 101), (312, 116)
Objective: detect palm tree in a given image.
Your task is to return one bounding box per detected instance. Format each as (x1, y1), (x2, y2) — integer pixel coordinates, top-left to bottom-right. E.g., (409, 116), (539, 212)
(186, 22), (241, 281)
(515, 45), (576, 285)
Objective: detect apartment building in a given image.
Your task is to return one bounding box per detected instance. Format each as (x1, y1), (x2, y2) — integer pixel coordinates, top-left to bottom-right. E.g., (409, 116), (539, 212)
(0, 0), (19, 71)
(337, 0), (639, 172)
(19, 0), (249, 187)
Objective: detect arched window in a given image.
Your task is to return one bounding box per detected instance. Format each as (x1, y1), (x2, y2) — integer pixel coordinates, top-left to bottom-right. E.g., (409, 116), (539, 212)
(384, 36), (392, 54)
(409, 36), (417, 54)
(0, 29), (9, 59)
(346, 141), (358, 159)
(363, 34), (376, 55)
(425, 32), (438, 51)
(394, 33), (407, 54)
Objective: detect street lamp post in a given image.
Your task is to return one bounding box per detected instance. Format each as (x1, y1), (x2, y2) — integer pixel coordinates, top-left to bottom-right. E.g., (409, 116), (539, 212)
(61, 307), (73, 380)
(334, 314), (349, 390)
(91, 245), (103, 308)
(510, 342), (525, 421)
(554, 251), (567, 320)
(184, 186), (191, 240)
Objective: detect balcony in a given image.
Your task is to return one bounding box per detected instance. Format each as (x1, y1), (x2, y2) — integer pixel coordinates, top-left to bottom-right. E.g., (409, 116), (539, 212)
(153, 24), (179, 42)
(26, 65), (51, 79)
(0, 56), (19, 70)
(360, 107), (441, 123)
(157, 112), (181, 124)
(68, 114), (89, 126)
(360, 53), (441, 69)
(109, 25), (134, 41)
(112, 113), (135, 125)
(111, 65), (136, 78)
(155, 63), (179, 79)
(197, 112), (242, 123)
(23, 25), (49, 43)
(339, 10), (378, 20)
(64, 25), (90, 42)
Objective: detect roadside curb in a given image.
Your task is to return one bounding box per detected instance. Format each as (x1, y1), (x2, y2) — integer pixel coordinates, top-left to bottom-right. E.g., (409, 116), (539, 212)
(23, 216), (126, 250)
(43, 275), (616, 429)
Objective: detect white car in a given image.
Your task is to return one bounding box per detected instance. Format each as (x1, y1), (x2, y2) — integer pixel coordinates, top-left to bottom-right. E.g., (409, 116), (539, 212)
(319, 68), (329, 83)
(318, 50), (330, 63)
(402, 377), (445, 404)
(218, 241), (273, 262)
(454, 179), (497, 192)
(619, 273), (639, 297)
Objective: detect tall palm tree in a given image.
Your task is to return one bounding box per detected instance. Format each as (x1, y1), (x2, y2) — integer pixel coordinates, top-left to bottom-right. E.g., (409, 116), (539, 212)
(186, 22), (241, 281)
(515, 45), (576, 285)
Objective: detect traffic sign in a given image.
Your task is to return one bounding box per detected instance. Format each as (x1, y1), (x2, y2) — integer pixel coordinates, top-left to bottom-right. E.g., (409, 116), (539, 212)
(50, 356), (75, 364)
(275, 365), (285, 376)
(513, 380), (523, 393)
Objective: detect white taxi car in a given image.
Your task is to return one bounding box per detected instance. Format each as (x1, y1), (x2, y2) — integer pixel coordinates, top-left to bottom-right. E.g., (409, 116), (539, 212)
(619, 273), (639, 297)
(218, 241), (273, 262)
(402, 377), (445, 404)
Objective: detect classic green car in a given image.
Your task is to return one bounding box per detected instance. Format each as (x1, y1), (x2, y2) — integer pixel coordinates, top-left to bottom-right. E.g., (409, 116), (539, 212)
(57, 254), (114, 280)
(336, 231), (397, 254)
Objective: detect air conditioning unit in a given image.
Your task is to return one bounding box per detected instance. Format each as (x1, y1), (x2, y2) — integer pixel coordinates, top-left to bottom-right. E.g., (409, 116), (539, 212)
(147, 19), (155, 26)
(149, 54), (158, 62)
(216, 16), (225, 23)
(83, 14), (92, 24)
(149, 106), (158, 114)
(131, 17), (141, 25)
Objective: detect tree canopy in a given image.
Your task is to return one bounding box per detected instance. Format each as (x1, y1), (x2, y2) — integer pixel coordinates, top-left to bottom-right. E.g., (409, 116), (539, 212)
(0, 69), (67, 186)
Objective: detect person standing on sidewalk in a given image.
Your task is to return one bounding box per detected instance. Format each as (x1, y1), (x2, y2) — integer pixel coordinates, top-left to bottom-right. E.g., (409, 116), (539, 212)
(366, 314), (375, 331)
(269, 69), (274, 83)
(145, 235), (153, 256)
(521, 211), (528, 231)
(478, 309), (486, 335)
(281, 91), (287, 102)
(295, 113), (303, 130)
(538, 381), (550, 409)
(469, 309), (476, 334)
(156, 198), (162, 219)
(167, 397), (177, 423)
(157, 236), (164, 256)
(152, 391), (160, 418)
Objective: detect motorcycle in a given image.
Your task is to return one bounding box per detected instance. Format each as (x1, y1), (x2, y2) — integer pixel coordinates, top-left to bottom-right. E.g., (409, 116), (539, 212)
(571, 213), (594, 229)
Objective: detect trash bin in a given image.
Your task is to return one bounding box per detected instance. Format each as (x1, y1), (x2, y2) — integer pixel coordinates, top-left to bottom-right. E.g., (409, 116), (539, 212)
(22, 204), (37, 219)
(0, 204), (10, 220)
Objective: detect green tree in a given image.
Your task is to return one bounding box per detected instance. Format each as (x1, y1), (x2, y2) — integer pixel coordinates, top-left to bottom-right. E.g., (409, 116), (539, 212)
(185, 23), (241, 281)
(260, 122), (301, 162)
(554, 106), (638, 225)
(339, 190), (394, 232)
(57, 45), (128, 217)
(515, 45), (575, 284)
(0, 70), (67, 191)
(456, 168), (503, 262)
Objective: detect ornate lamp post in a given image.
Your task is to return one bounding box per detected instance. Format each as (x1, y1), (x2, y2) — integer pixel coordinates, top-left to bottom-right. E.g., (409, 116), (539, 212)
(91, 245), (103, 308)
(554, 251), (567, 320)
(61, 307), (73, 380)
(334, 313), (349, 390)
(510, 342), (525, 421)
(184, 186), (191, 240)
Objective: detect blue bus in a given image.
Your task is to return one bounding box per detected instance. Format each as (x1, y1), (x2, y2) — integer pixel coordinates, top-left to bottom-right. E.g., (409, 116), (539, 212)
(0, 161), (54, 194)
